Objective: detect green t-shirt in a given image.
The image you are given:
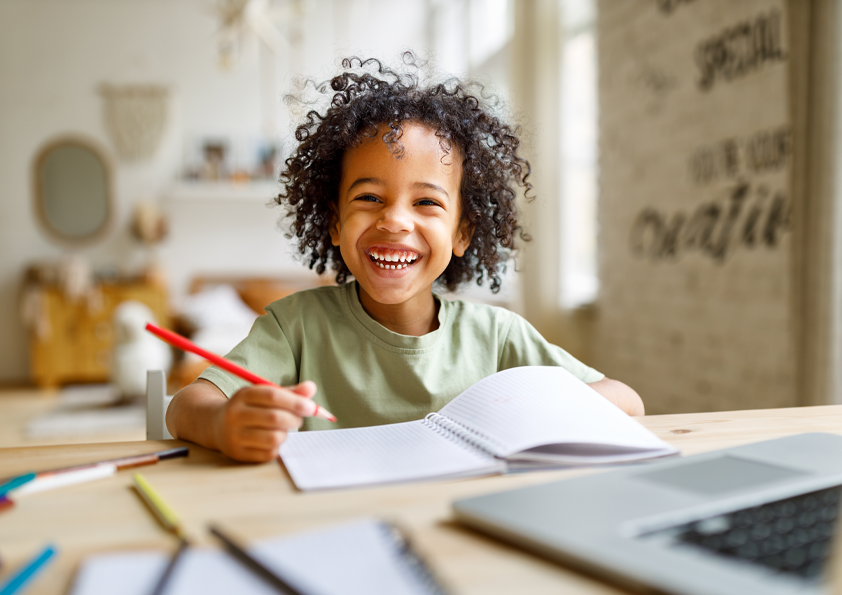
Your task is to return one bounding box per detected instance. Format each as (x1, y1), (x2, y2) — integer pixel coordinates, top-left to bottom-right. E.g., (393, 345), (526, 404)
(199, 282), (603, 431)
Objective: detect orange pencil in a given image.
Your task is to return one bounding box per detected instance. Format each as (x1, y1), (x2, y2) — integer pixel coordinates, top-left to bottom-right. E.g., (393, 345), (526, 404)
(145, 323), (336, 422)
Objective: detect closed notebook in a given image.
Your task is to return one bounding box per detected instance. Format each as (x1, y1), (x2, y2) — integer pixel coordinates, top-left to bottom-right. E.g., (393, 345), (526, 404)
(279, 366), (678, 491)
(70, 518), (447, 595)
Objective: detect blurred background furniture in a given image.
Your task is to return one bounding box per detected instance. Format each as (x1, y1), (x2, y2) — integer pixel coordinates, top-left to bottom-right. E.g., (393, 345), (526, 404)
(167, 275), (332, 392)
(26, 277), (169, 388)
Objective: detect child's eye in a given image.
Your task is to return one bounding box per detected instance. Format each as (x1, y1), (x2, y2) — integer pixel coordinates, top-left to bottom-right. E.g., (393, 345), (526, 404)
(416, 199), (441, 207)
(355, 194), (381, 203)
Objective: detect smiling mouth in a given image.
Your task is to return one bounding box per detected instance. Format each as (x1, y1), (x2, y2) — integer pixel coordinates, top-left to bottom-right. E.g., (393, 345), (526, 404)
(367, 249), (420, 270)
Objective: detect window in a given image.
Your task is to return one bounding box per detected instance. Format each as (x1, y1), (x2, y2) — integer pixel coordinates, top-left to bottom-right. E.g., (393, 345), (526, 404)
(559, 0), (598, 308)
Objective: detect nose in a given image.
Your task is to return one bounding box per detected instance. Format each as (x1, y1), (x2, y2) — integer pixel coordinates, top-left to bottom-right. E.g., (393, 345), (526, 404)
(376, 202), (413, 234)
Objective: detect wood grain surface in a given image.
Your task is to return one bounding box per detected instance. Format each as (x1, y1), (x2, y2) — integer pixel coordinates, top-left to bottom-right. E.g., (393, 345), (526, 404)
(0, 405), (840, 595)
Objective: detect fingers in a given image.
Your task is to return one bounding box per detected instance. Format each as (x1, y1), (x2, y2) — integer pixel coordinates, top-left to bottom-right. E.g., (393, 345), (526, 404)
(238, 407), (303, 431)
(223, 389), (305, 433)
(226, 440), (285, 463)
(235, 385), (320, 418)
(217, 421), (289, 463)
(238, 447), (282, 464)
(216, 382), (323, 463)
(289, 380), (317, 399)
(235, 426), (288, 450)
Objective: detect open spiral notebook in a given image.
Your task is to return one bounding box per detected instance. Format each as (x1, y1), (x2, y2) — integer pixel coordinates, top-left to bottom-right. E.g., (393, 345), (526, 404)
(280, 366), (678, 491)
(71, 518), (448, 595)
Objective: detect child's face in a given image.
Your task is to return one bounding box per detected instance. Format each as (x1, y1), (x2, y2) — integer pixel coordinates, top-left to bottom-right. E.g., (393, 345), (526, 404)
(331, 122), (471, 315)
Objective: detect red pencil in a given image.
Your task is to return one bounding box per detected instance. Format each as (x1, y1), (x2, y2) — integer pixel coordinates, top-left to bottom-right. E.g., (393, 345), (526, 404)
(0, 495), (13, 513)
(145, 322), (336, 423)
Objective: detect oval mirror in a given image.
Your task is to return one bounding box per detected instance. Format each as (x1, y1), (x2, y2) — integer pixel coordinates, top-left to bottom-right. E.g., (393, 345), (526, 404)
(33, 137), (113, 245)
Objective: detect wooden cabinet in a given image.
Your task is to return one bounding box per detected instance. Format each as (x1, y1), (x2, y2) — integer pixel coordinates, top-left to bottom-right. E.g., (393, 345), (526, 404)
(28, 282), (169, 388)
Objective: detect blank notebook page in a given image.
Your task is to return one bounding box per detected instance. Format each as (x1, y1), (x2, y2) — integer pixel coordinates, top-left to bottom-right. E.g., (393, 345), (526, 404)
(280, 420), (503, 491)
(438, 366), (671, 456)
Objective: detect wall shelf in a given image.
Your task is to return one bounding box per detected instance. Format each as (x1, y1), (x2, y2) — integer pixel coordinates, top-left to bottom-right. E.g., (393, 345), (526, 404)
(164, 181), (280, 202)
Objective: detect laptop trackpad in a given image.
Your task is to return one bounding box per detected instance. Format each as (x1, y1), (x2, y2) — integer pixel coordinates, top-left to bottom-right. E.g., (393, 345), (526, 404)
(636, 455), (808, 496)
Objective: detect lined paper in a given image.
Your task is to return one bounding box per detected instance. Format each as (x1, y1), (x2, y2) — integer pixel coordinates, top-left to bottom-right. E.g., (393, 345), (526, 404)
(439, 366), (674, 458)
(281, 420), (504, 491)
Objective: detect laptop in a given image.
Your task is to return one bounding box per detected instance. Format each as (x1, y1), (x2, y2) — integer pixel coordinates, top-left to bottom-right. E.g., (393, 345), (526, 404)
(453, 432), (842, 595)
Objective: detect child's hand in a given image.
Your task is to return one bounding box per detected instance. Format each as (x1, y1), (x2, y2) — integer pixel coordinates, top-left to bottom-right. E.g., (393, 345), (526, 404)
(212, 381), (319, 463)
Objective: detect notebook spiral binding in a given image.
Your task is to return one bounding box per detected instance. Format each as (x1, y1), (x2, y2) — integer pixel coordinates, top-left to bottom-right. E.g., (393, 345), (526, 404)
(380, 520), (451, 595)
(422, 413), (503, 458)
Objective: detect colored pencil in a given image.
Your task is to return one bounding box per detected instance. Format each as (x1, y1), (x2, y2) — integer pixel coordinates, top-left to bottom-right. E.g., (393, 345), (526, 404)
(0, 544), (57, 595)
(132, 473), (190, 595)
(0, 448), (189, 493)
(209, 525), (304, 595)
(132, 473), (186, 539)
(0, 474), (34, 498)
(149, 538), (189, 595)
(145, 322), (337, 422)
(37, 446), (190, 477)
(0, 496), (13, 513)
(36, 447), (189, 478)
(11, 464), (117, 497)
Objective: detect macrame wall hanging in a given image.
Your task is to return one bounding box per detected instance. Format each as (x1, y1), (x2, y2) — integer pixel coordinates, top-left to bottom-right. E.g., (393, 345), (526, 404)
(99, 84), (169, 162)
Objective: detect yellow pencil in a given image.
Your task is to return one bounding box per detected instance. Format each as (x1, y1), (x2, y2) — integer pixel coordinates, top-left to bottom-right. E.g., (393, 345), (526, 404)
(132, 473), (186, 540)
(133, 473), (190, 595)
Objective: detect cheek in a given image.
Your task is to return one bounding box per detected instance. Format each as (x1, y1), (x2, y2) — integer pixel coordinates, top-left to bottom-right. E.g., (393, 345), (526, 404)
(333, 212), (369, 252)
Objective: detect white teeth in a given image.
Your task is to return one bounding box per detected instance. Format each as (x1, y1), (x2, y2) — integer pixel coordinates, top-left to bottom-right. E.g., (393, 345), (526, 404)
(368, 250), (418, 266)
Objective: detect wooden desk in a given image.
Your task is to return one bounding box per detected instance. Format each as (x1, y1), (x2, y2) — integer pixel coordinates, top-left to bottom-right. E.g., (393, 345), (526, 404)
(2, 405), (842, 595)
(0, 389), (145, 449)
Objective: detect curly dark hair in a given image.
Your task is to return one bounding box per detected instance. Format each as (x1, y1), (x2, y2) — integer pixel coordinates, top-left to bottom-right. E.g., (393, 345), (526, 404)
(276, 53), (532, 293)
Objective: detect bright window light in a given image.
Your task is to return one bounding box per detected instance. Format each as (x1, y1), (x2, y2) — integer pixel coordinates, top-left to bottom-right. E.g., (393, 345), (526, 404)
(559, 0), (598, 308)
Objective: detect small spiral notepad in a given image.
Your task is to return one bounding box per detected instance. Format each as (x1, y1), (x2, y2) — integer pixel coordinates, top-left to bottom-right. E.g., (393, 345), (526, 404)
(71, 518), (449, 595)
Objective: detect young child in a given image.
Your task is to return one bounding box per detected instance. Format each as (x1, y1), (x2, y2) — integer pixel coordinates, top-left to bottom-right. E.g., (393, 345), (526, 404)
(167, 56), (643, 463)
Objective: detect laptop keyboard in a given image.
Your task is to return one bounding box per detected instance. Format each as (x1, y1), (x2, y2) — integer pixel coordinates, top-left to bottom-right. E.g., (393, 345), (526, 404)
(653, 485), (840, 581)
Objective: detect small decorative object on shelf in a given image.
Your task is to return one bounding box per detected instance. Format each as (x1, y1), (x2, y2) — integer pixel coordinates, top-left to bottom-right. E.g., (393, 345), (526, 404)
(130, 200), (169, 288)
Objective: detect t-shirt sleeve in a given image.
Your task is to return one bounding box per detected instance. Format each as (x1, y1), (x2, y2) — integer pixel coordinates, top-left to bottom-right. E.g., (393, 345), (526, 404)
(498, 312), (604, 383)
(198, 310), (298, 398)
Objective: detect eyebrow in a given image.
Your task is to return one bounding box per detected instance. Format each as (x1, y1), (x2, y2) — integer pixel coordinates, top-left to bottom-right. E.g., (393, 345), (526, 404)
(346, 178), (450, 198)
(412, 181), (450, 197)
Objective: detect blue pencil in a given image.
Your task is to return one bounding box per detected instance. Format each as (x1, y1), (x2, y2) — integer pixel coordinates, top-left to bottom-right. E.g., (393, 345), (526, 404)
(0, 545), (57, 595)
(0, 474), (35, 498)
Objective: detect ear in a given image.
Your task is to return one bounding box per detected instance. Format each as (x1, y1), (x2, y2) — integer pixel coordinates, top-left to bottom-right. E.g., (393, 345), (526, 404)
(452, 219), (473, 257)
(328, 207), (341, 247)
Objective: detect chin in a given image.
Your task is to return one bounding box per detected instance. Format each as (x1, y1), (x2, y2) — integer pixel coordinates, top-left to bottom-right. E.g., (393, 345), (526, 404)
(358, 278), (420, 304)
(364, 287), (413, 305)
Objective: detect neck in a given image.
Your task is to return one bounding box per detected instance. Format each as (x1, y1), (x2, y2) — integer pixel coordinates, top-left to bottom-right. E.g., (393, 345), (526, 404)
(357, 285), (439, 336)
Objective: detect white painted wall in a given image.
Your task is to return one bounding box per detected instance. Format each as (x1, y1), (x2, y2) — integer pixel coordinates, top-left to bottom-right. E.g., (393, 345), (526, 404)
(0, 0), (429, 383)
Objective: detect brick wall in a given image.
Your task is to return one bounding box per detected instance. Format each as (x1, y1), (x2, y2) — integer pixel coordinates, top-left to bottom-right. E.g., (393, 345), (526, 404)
(593, 0), (795, 413)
